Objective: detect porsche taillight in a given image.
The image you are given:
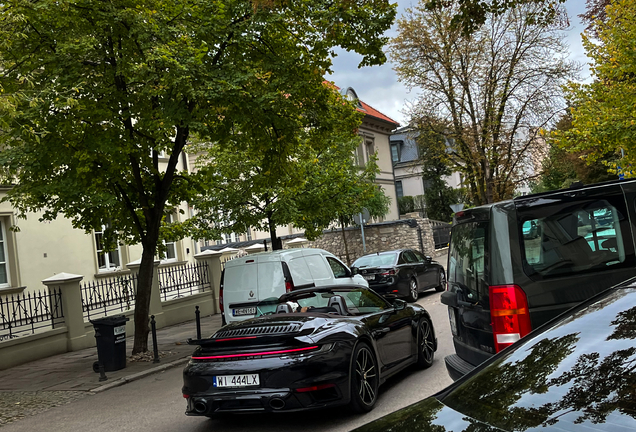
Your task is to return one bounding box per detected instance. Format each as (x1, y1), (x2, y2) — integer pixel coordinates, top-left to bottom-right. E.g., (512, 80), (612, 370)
(489, 284), (532, 353)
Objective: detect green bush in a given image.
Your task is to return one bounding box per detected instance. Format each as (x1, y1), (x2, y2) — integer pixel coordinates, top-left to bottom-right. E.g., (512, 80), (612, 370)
(398, 195), (415, 214)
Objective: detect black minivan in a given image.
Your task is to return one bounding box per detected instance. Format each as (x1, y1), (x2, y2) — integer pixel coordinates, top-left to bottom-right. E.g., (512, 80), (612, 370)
(441, 178), (636, 381)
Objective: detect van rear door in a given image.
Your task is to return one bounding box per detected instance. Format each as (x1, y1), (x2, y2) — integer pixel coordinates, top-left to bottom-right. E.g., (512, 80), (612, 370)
(223, 259), (260, 323)
(223, 257), (286, 323)
(442, 218), (494, 371)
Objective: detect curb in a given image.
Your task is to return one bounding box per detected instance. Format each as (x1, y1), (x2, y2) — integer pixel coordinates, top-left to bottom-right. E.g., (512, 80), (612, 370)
(89, 355), (191, 393)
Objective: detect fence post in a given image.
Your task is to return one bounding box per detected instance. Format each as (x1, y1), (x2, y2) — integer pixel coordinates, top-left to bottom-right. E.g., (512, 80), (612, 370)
(42, 272), (87, 351)
(126, 259), (165, 328)
(194, 250), (222, 314)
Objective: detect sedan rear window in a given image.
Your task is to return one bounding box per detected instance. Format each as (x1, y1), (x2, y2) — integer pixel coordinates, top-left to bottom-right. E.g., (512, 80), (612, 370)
(353, 253), (398, 268)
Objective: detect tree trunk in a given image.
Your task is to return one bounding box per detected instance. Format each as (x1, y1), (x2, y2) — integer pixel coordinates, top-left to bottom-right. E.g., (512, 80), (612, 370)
(132, 243), (157, 354)
(268, 215), (282, 250)
(340, 215), (350, 265)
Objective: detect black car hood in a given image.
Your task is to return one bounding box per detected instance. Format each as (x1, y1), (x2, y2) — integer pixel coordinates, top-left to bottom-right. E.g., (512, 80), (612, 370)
(353, 397), (504, 432)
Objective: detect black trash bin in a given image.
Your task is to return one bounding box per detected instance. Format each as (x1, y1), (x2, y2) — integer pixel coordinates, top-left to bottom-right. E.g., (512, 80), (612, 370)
(90, 315), (129, 373)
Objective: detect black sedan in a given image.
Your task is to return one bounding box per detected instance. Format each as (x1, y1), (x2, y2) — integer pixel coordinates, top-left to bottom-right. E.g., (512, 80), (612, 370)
(353, 279), (636, 432)
(351, 249), (446, 302)
(182, 285), (437, 416)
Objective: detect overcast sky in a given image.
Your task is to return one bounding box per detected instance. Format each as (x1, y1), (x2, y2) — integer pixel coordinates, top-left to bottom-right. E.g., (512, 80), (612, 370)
(327, 0), (590, 126)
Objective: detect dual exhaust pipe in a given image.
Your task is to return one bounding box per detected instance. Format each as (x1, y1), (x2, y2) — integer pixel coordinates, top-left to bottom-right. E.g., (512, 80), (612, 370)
(191, 397), (286, 413)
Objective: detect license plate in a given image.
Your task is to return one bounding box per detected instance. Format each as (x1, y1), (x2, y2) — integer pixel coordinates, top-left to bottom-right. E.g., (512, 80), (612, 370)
(364, 275), (375, 281)
(232, 307), (256, 317)
(213, 374), (260, 388)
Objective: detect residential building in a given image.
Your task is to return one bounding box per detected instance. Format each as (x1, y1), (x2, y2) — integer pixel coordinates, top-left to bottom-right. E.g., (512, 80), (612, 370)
(390, 125), (461, 202)
(0, 157), (200, 298)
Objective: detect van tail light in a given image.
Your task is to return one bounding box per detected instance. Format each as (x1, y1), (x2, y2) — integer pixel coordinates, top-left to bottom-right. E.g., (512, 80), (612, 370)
(285, 280), (294, 293)
(489, 284), (531, 353)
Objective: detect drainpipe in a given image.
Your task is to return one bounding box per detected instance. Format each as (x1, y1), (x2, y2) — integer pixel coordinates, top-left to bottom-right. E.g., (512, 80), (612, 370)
(417, 226), (424, 254)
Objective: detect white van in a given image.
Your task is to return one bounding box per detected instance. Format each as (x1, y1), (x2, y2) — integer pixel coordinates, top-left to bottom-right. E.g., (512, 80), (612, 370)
(220, 248), (368, 324)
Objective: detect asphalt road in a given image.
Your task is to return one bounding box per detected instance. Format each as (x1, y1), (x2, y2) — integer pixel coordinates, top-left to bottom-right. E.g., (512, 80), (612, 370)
(3, 257), (454, 432)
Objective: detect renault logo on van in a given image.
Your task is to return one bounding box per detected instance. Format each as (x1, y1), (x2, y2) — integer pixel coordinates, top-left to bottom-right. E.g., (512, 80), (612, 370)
(249, 290), (255, 298)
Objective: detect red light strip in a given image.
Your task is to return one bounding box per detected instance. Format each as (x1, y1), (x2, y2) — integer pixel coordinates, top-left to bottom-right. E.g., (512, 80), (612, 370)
(192, 345), (319, 360)
(295, 383), (335, 393)
(213, 336), (258, 342)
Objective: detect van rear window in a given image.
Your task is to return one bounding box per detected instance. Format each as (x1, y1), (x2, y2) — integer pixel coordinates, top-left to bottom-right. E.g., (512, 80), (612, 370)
(448, 221), (489, 300)
(520, 199), (629, 278)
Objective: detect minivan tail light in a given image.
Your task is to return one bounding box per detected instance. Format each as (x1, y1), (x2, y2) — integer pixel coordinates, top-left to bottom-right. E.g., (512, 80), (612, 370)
(285, 280), (294, 293)
(489, 284), (531, 353)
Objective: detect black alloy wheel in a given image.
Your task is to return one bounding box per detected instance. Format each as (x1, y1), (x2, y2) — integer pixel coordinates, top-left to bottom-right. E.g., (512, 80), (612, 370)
(350, 342), (379, 413)
(435, 270), (446, 292)
(416, 317), (435, 368)
(407, 278), (419, 302)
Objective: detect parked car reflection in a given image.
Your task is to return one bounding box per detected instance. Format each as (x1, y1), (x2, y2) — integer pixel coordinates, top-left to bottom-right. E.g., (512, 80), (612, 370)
(354, 279), (636, 432)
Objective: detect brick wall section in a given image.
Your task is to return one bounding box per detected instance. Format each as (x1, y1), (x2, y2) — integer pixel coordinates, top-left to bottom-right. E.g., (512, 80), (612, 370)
(306, 216), (436, 265)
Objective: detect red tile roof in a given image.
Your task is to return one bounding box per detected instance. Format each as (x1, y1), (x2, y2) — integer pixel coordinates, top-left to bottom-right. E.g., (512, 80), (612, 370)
(358, 101), (400, 126)
(326, 81), (400, 127)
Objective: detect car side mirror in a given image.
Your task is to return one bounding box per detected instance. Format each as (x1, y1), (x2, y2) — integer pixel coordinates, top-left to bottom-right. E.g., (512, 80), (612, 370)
(393, 299), (407, 311)
(350, 267), (359, 276)
(425, 256), (432, 262)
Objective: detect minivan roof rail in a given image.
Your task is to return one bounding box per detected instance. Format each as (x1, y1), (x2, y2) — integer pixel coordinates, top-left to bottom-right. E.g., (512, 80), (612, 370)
(514, 177), (636, 204)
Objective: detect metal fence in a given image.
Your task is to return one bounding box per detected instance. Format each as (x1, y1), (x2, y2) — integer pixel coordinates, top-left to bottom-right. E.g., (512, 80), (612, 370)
(430, 220), (452, 249)
(0, 287), (65, 341)
(159, 262), (211, 302)
(81, 273), (138, 320)
(220, 255), (237, 270)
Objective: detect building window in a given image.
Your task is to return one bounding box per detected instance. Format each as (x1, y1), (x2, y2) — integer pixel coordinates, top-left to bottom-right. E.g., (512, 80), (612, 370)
(354, 141), (365, 167)
(95, 224), (121, 272)
(162, 214), (177, 261)
(0, 220), (10, 287)
(365, 139), (375, 163)
(396, 181), (404, 199)
(391, 143), (400, 164)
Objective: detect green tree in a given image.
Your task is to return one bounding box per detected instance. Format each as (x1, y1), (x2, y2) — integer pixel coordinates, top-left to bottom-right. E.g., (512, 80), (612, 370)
(556, 0), (636, 178)
(390, 1), (577, 205)
(534, 114), (616, 192)
(414, 121), (462, 221)
(189, 94), (388, 249)
(0, 0), (396, 353)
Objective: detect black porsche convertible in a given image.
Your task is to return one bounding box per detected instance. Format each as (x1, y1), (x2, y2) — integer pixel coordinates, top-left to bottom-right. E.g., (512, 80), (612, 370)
(182, 285), (437, 416)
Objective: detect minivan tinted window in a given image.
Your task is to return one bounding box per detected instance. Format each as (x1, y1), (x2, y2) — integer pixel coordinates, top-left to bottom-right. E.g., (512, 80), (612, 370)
(519, 198), (632, 279)
(448, 221), (489, 300)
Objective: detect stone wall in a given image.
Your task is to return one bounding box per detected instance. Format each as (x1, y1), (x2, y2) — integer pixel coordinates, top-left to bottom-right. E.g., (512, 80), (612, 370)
(307, 216), (436, 266)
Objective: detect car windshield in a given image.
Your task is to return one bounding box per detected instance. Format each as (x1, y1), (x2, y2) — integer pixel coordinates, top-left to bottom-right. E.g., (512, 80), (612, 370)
(353, 253), (398, 268)
(438, 286), (636, 431)
(254, 297), (279, 317)
(255, 288), (390, 316)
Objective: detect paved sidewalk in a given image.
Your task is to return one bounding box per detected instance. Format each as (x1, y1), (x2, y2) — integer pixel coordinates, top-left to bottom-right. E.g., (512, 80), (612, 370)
(0, 313), (223, 393)
(0, 313), (223, 426)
